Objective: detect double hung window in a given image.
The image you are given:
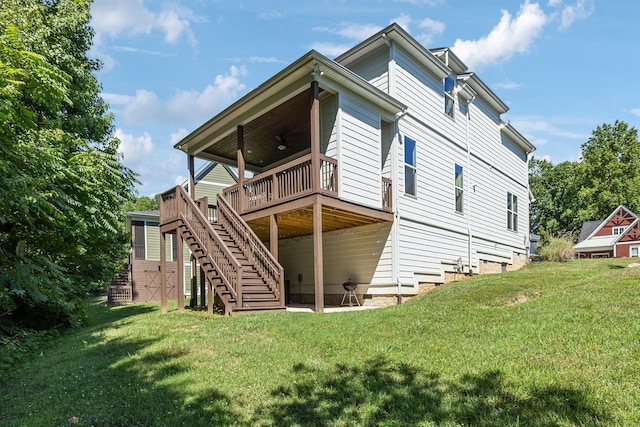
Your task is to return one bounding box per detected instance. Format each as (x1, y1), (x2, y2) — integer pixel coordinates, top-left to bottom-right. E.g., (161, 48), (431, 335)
(404, 137), (417, 196)
(455, 164), (464, 213)
(507, 192), (518, 232)
(444, 74), (456, 118)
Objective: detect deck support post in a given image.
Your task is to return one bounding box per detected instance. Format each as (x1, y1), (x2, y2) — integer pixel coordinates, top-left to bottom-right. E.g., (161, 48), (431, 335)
(200, 266), (206, 308)
(310, 81), (320, 192)
(237, 125), (245, 213)
(207, 282), (213, 314)
(188, 155), (195, 199)
(160, 231), (168, 314)
(270, 214), (278, 260)
(190, 255), (197, 308)
(177, 232), (184, 312)
(313, 201), (324, 313)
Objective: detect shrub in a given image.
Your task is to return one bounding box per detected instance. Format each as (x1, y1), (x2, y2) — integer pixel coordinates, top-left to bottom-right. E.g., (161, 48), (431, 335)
(537, 236), (575, 262)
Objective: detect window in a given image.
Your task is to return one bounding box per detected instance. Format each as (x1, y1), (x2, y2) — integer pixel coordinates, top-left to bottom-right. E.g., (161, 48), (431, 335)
(507, 192), (518, 232)
(444, 74), (456, 118)
(404, 136), (417, 196)
(455, 164), (464, 213)
(171, 233), (178, 262)
(612, 226), (626, 235)
(631, 247), (639, 257)
(132, 220), (146, 260)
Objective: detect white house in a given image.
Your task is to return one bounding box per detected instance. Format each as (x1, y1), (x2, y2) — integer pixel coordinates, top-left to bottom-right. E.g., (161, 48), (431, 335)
(158, 23), (534, 314)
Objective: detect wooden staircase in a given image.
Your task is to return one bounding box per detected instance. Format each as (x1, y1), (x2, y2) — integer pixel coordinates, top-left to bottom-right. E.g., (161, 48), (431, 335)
(161, 185), (285, 315)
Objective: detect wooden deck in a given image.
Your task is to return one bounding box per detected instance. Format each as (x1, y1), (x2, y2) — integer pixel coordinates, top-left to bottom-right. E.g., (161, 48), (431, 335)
(222, 153), (393, 240)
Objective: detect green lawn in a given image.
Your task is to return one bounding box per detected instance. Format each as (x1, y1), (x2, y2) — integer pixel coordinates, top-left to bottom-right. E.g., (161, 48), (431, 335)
(1, 258), (639, 426)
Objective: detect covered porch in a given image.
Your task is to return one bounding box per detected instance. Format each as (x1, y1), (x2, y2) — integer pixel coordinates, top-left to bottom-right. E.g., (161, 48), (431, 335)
(173, 51), (404, 312)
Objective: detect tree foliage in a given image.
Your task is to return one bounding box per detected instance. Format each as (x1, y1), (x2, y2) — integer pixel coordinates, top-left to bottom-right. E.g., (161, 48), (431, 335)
(0, 0), (136, 333)
(529, 120), (640, 240)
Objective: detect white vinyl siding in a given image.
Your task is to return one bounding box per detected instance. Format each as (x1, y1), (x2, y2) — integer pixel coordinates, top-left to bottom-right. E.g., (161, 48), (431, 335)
(278, 223), (394, 295)
(338, 93), (382, 209)
(321, 95), (339, 157)
(341, 45), (389, 93)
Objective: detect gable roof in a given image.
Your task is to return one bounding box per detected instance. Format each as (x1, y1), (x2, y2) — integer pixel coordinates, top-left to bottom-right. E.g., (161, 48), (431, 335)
(175, 49), (407, 163)
(578, 220), (603, 243)
(574, 205), (639, 252)
(191, 162), (238, 184)
(583, 205), (637, 241)
(336, 23), (511, 116)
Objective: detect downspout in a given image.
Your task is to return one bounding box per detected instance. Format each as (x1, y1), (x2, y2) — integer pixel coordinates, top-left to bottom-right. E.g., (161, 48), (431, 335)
(387, 36), (402, 304)
(465, 96), (476, 276)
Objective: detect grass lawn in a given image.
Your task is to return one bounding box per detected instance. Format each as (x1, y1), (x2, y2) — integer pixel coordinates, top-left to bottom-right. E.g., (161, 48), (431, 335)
(1, 258), (639, 426)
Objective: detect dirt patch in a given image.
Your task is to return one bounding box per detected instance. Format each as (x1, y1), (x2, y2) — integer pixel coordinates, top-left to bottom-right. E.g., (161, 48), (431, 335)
(506, 291), (541, 306)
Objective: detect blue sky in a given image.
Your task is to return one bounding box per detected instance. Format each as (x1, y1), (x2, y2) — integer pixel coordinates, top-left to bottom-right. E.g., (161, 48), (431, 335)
(89, 0), (640, 197)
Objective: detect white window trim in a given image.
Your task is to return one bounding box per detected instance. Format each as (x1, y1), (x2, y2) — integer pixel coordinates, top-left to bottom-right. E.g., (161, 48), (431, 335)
(507, 192), (518, 232)
(630, 246), (640, 257)
(612, 226), (626, 235)
(444, 74), (456, 119)
(455, 163), (464, 214)
(404, 136), (417, 196)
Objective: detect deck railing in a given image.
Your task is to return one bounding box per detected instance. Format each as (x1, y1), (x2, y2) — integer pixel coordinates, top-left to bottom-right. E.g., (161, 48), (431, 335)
(224, 154), (338, 213)
(217, 194), (283, 304)
(161, 185), (243, 306)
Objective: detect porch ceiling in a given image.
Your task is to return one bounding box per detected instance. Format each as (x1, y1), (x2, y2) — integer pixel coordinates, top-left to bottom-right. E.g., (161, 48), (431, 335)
(247, 204), (390, 241)
(199, 89), (314, 171)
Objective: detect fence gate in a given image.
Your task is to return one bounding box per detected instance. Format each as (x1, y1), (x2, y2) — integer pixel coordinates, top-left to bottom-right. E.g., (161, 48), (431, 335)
(144, 266), (176, 301)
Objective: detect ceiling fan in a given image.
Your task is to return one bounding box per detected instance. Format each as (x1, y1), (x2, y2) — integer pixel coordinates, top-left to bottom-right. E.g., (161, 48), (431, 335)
(276, 133), (287, 151)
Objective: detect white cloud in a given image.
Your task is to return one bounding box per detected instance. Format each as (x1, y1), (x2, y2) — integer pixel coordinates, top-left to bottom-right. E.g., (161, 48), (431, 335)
(510, 117), (590, 140)
(90, 0), (202, 47)
(308, 42), (353, 58)
(313, 23), (383, 41)
(494, 81), (522, 90)
(170, 128), (189, 146)
(419, 17), (446, 34)
(631, 108), (640, 117)
(224, 56), (285, 64)
(392, 14), (413, 33)
(258, 10), (283, 20)
(452, 2), (547, 70)
(118, 66), (247, 127)
(547, 0), (594, 30)
(415, 17), (445, 46)
(116, 129), (153, 164)
(392, 0), (442, 5)
(174, 175), (188, 186)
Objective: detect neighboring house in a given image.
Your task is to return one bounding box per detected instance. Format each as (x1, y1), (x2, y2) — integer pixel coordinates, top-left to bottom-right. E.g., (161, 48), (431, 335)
(158, 23), (535, 314)
(574, 205), (640, 258)
(120, 162), (237, 303)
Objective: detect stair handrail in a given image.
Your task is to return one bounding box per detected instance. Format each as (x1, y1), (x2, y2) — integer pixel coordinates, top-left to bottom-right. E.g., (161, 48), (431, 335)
(174, 186), (243, 306)
(217, 194), (284, 300)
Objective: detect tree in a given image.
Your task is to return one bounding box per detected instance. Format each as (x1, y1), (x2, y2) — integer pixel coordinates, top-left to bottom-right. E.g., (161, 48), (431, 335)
(578, 120), (640, 222)
(529, 158), (583, 237)
(0, 0), (136, 332)
(122, 195), (160, 217)
(529, 121), (640, 241)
